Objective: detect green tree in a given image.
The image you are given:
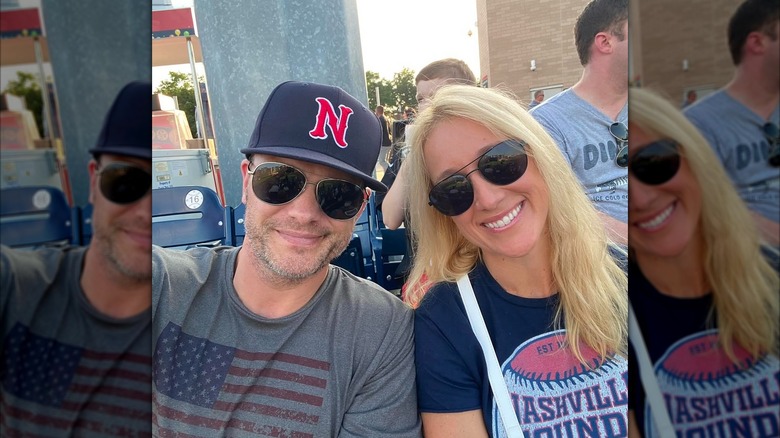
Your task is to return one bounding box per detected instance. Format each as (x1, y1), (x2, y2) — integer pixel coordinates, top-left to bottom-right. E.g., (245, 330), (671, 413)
(365, 71), (394, 111)
(365, 68), (417, 120)
(391, 68), (417, 117)
(3, 71), (44, 136)
(154, 70), (201, 136)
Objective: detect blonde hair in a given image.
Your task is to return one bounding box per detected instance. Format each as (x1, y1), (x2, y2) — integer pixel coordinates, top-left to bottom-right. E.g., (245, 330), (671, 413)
(404, 85), (628, 363)
(630, 87), (779, 360)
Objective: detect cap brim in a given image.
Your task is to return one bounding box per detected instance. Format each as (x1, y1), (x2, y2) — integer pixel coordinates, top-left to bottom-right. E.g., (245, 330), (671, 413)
(241, 146), (387, 192)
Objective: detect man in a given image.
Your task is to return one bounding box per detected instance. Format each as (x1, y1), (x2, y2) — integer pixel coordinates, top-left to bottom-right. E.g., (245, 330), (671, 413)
(382, 57), (478, 229)
(684, 0), (779, 247)
(375, 104), (392, 172)
(531, 0), (628, 245)
(414, 58), (477, 113)
(151, 81), (420, 437)
(378, 59), (478, 292)
(528, 89), (545, 109)
(1, 82), (152, 436)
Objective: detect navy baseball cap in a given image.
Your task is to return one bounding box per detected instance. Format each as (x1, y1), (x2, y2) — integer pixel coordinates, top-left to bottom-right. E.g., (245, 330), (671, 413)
(241, 81), (387, 192)
(89, 81), (152, 160)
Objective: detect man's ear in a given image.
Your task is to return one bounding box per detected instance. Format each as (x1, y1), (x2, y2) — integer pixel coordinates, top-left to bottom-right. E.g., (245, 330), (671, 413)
(240, 159), (251, 204)
(87, 159), (99, 204)
(744, 31), (768, 56)
(593, 31), (613, 55)
(354, 188), (371, 223)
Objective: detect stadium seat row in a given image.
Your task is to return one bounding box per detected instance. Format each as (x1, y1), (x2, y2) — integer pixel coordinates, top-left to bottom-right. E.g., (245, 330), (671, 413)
(0, 185), (410, 293)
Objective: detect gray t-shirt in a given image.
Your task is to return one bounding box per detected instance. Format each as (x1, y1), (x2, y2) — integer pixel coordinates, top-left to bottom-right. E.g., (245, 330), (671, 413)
(152, 245), (421, 437)
(1, 245), (152, 437)
(684, 90), (780, 221)
(531, 89), (628, 222)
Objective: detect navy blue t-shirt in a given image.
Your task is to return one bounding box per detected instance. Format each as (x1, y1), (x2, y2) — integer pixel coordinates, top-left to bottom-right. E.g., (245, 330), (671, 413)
(415, 261), (629, 437)
(628, 259), (780, 438)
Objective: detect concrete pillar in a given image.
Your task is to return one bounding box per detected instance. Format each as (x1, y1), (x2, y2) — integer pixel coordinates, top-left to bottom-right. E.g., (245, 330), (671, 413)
(42, 0), (150, 207)
(193, 0), (368, 207)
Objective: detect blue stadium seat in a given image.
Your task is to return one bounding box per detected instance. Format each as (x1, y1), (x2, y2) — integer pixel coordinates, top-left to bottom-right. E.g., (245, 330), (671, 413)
(332, 234), (365, 278)
(352, 194), (376, 281)
(230, 203), (246, 247)
(373, 227), (409, 293)
(152, 186), (225, 248)
(0, 186), (72, 248)
(71, 203), (94, 246)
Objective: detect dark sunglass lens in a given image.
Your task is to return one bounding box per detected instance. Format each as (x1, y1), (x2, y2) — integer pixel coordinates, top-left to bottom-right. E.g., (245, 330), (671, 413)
(316, 180), (364, 220)
(429, 175), (474, 216)
(252, 163), (306, 204)
(479, 140), (529, 186)
(616, 146), (629, 168)
(100, 165), (150, 204)
(631, 140), (680, 185)
(610, 122), (628, 141)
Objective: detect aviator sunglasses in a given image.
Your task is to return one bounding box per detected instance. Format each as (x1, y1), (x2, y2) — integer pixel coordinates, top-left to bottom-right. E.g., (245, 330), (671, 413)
(630, 139), (681, 186)
(610, 122), (629, 168)
(97, 162), (152, 204)
(764, 122), (779, 167)
(428, 139), (529, 216)
(247, 162), (365, 220)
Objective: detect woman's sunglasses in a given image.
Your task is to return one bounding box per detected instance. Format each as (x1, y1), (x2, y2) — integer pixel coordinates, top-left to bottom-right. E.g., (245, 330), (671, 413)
(247, 162), (365, 220)
(610, 122), (629, 168)
(630, 139), (680, 186)
(98, 162), (152, 204)
(428, 139), (529, 216)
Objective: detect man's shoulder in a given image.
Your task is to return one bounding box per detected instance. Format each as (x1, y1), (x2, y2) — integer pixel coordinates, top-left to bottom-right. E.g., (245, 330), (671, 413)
(529, 89), (580, 126)
(2, 244), (83, 286)
(683, 90), (728, 119)
(153, 245), (238, 286)
(329, 266), (410, 310)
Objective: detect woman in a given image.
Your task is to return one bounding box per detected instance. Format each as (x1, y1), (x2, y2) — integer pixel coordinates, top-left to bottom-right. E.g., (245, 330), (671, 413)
(403, 84), (628, 437)
(627, 87), (779, 437)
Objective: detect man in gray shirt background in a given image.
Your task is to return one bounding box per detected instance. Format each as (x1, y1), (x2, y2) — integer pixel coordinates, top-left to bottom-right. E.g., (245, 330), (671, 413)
(531, 0), (628, 246)
(684, 0), (779, 248)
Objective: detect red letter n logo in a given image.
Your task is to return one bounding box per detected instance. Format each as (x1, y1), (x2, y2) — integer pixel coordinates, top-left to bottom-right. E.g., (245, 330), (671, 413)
(309, 97), (354, 148)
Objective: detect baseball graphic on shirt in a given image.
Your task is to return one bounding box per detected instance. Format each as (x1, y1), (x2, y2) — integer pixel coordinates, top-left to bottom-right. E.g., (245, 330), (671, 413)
(494, 329), (628, 438)
(644, 329), (780, 438)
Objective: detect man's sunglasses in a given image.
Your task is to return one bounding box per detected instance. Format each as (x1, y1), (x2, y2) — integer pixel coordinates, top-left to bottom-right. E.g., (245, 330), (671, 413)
(630, 139), (680, 186)
(610, 122), (629, 168)
(428, 139), (529, 216)
(764, 122), (779, 167)
(247, 162), (365, 220)
(98, 162), (151, 204)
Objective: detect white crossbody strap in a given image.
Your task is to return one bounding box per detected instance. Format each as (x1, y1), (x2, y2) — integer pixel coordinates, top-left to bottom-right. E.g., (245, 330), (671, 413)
(628, 303), (676, 436)
(457, 275), (525, 438)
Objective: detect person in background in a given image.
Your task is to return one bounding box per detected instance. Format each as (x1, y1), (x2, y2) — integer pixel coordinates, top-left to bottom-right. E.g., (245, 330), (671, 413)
(681, 89), (697, 108)
(684, 0), (779, 248)
(377, 58), (477, 293)
(528, 89), (545, 110)
(405, 84), (628, 437)
(151, 81), (420, 437)
(375, 104), (393, 173)
(531, 0), (629, 246)
(1, 82), (153, 436)
(627, 86), (778, 438)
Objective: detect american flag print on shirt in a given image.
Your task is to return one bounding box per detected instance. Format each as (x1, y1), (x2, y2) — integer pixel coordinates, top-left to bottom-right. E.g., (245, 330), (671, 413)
(153, 322), (331, 437)
(1, 323), (152, 437)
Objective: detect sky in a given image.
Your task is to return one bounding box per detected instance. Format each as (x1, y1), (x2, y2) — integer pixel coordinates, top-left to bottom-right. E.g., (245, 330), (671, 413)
(151, 0), (480, 88)
(355, 0), (480, 80)
(0, 0), (479, 92)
